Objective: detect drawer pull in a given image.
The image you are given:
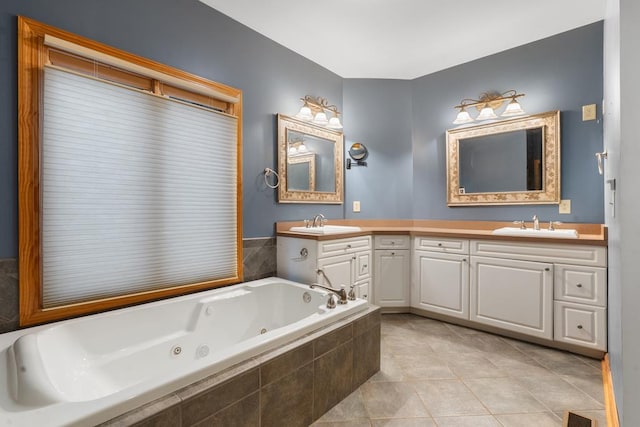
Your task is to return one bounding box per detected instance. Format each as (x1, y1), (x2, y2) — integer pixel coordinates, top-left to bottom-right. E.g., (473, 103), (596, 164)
(462, 258), (467, 262)
(437, 243), (443, 247)
(346, 244), (352, 249)
(545, 267), (550, 271)
(576, 283), (583, 288)
(391, 252), (395, 256)
(577, 324), (583, 329)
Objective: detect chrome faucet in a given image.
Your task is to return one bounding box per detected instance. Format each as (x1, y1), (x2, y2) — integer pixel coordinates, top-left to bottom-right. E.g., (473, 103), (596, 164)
(312, 213), (326, 227)
(532, 215), (540, 231)
(309, 283), (348, 305)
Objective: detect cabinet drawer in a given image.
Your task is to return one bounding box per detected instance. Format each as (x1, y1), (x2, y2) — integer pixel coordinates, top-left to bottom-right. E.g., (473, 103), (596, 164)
(554, 301), (606, 351)
(375, 235), (410, 250)
(471, 240), (606, 267)
(318, 236), (372, 257)
(414, 236), (469, 254)
(554, 264), (606, 307)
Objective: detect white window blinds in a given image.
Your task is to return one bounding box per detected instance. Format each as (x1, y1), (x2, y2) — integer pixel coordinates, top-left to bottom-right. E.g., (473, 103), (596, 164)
(41, 66), (238, 307)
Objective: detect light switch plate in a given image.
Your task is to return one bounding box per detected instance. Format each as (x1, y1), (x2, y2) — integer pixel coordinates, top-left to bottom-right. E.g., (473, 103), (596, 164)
(353, 201), (361, 212)
(559, 199), (571, 214)
(582, 104), (596, 121)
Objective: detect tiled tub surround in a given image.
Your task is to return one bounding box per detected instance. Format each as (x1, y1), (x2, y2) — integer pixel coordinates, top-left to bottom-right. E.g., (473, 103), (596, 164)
(0, 259), (19, 334)
(101, 307), (381, 427)
(0, 278), (374, 426)
(243, 238), (277, 282)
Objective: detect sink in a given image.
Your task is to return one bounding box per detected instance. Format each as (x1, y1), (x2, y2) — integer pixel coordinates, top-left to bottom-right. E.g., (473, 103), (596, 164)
(492, 227), (579, 239)
(289, 225), (362, 235)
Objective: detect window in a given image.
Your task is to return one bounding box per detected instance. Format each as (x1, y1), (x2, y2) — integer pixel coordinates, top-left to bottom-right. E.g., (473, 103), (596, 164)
(18, 17), (243, 326)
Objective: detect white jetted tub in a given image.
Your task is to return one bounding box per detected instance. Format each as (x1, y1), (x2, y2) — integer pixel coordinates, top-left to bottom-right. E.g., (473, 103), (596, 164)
(0, 277), (368, 426)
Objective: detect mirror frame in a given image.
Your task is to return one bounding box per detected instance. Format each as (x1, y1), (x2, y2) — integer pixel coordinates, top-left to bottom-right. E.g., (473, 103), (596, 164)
(446, 110), (560, 206)
(277, 114), (344, 204)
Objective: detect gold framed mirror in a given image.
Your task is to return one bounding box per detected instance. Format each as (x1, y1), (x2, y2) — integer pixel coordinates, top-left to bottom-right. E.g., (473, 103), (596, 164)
(277, 114), (343, 203)
(446, 110), (560, 206)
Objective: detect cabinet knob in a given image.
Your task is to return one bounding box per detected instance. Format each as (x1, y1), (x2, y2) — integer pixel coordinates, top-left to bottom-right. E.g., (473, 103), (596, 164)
(462, 258), (467, 262)
(437, 243), (443, 247)
(576, 283), (583, 288)
(346, 244), (352, 249)
(577, 324), (583, 329)
(391, 252), (395, 256)
(545, 267), (550, 271)
(352, 256), (356, 260)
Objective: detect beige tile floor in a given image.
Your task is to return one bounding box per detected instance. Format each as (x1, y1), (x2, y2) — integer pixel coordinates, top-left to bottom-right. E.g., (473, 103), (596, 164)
(313, 314), (605, 427)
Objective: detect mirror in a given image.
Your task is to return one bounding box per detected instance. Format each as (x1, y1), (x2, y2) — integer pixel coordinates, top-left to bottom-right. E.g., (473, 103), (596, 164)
(277, 114), (343, 203)
(446, 110), (560, 206)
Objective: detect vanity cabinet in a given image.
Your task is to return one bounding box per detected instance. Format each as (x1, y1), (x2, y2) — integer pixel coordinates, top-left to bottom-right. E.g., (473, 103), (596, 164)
(412, 237), (470, 319)
(470, 240), (607, 350)
(277, 235), (372, 301)
(374, 235), (410, 308)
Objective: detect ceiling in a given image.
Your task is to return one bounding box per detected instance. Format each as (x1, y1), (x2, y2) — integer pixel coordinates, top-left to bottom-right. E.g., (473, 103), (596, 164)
(198, 0), (605, 80)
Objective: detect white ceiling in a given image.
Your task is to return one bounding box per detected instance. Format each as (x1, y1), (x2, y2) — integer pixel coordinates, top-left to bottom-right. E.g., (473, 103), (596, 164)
(198, 0), (605, 80)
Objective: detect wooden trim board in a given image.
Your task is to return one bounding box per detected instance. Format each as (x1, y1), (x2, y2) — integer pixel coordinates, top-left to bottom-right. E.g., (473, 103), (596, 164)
(602, 354), (620, 427)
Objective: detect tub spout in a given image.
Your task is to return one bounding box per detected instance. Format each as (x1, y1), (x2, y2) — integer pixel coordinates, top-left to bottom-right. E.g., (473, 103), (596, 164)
(309, 283), (348, 305)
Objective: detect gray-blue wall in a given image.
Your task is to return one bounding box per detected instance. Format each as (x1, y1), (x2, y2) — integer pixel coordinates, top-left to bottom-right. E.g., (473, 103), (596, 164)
(343, 79), (414, 219)
(410, 22), (604, 223)
(0, 0), (344, 258)
(0, 3), (604, 260)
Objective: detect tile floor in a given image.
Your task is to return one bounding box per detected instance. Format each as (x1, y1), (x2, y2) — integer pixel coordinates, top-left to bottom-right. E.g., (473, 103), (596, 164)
(313, 313), (605, 427)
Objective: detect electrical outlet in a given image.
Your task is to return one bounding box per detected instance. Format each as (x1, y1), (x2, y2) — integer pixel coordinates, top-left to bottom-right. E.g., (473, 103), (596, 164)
(353, 201), (361, 213)
(582, 104), (596, 121)
(559, 199), (571, 214)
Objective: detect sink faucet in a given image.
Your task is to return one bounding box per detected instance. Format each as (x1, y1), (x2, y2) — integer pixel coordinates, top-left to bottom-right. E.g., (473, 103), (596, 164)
(312, 213), (325, 227)
(532, 215), (540, 231)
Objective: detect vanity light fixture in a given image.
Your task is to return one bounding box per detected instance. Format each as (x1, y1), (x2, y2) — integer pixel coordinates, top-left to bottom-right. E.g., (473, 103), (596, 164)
(453, 90), (525, 125)
(295, 95), (343, 130)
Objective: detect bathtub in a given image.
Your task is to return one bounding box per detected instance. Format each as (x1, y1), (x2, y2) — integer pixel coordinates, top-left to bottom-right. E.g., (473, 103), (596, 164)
(0, 277), (368, 426)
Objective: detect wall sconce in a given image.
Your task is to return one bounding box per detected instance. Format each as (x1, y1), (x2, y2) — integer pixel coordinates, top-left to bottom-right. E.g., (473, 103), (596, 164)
(453, 90), (526, 125)
(295, 95), (343, 130)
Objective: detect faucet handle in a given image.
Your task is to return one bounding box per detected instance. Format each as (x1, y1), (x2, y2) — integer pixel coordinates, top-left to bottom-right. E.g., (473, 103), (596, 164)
(326, 294), (337, 309)
(320, 218), (328, 227)
(348, 285), (357, 301)
(513, 220), (526, 230)
(304, 219), (311, 228)
(548, 221), (562, 231)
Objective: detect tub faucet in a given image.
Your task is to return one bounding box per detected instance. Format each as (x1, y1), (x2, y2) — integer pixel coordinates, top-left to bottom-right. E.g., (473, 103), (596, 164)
(312, 213), (325, 227)
(532, 215), (540, 231)
(309, 283), (348, 305)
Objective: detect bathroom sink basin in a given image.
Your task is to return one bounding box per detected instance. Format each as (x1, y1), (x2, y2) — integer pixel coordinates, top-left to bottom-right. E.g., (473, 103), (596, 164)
(289, 225), (362, 235)
(492, 227), (579, 239)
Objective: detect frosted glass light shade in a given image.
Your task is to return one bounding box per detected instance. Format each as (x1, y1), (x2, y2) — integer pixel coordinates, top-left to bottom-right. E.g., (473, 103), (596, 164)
(477, 106), (498, 121)
(453, 109), (474, 125)
(501, 99), (525, 117)
(327, 116), (343, 129)
(296, 106), (313, 121)
(313, 112), (328, 125)
(297, 143), (308, 152)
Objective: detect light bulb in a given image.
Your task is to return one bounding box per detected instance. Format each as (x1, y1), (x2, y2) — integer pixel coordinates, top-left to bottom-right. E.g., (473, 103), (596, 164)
(476, 106), (498, 121)
(501, 99), (525, 117)
(296, 106), (313, 121)
(327, 116), (343, 129)
(453, 109), (474, 125)
(313, 112), (328, 126)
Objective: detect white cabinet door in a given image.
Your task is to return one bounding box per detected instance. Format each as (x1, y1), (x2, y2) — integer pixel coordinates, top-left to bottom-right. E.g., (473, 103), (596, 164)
(355, 279), (370, 302)
(317, 253), (353, 289)
(470, 256), (553, 339)
(413, 250), (469, 319)
(374, 250), (410, 307)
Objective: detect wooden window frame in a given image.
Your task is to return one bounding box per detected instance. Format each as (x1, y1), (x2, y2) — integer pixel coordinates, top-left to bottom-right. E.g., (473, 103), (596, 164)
(18, 16), (243, 326)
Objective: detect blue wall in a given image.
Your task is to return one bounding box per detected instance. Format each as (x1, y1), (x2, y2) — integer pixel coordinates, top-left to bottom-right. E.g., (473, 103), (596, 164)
(0, 0), (344, 258)
(0, 3), (604, 259)
(411, 22), (604, 223)
(343, 79), (414, 219)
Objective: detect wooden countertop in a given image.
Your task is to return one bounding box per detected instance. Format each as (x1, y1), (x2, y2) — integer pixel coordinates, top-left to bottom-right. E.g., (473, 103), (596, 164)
(276, 219), (607, 246)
